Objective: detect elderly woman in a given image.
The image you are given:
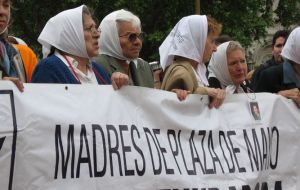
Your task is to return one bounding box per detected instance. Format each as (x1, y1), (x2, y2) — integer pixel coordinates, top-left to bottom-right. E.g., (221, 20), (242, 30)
(94, 9), (155, 89)
(31, 5), (128, 88)
(159, 15), (225, 108)
(208, 41), (250, 93)
(255, 27), (300, 108)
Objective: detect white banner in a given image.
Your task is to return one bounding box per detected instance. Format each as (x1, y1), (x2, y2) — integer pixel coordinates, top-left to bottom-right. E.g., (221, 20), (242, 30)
(0, 81), (300, 190)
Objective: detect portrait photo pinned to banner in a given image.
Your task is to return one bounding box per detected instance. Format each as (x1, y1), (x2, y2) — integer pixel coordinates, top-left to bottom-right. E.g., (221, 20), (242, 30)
(249, 101), (261, 121)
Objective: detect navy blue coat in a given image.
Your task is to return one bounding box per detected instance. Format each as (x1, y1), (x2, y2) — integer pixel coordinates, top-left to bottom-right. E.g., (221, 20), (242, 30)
(31, 55), (111, 84)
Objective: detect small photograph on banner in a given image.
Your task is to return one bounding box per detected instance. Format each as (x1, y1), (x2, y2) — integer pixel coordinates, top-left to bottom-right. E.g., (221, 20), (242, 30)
(249, 101), (261, 121)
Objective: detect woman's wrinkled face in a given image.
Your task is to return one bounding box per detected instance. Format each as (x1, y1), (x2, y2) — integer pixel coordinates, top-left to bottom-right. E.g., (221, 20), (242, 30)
(0, 0), (10, 33)
(118, 21), (142, 59)
(83, 14), (100, 58)
(227, 49), (247, 85)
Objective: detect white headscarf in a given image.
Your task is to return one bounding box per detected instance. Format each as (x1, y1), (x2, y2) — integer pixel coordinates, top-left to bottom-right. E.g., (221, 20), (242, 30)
(208, 41), (244, 94)
(38, 5), (88, 59)
(208, 41), (232, 88)
(281, 27), (300, 64)
(159, 15), (208, 85)
(99, 9), (141, 61)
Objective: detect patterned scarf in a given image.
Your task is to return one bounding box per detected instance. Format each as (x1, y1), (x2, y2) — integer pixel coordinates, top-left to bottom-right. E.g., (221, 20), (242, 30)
(0, 40), (12, 77)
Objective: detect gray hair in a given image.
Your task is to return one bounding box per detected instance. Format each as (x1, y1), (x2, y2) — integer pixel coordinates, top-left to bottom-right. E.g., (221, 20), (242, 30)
(82, 5), (91, 17)
(226, 41), (245, 55)
(115, 9), (141, 31)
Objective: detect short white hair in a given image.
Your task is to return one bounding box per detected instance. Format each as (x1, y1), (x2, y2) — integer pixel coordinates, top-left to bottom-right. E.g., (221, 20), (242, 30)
(115, 9), (141, 30)
(226, 41), (245, 55)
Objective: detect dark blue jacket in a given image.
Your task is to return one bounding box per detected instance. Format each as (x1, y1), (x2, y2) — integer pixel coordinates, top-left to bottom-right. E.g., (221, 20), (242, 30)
(31, 55), (111, 84)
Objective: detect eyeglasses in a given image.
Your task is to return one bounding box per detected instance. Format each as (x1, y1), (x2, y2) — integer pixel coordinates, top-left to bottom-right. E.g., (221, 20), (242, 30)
(84, 26), (100, 34)
(119, 32), (144, 42)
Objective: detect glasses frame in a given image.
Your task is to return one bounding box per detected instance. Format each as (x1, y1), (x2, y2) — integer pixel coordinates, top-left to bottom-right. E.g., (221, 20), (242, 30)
(119, 32), (144, 43)
(84, 26), (101, 34)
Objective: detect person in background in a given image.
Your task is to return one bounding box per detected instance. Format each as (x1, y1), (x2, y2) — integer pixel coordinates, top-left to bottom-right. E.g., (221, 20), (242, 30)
(94, 9), (155, 89)
(208, 41), (251, 93)
(31, 5), (128, 89)
(159, 15), (225, 108)
(255, 27), (300, 108)
(250, 30), (289, 90)
(0, 0), (36, 91)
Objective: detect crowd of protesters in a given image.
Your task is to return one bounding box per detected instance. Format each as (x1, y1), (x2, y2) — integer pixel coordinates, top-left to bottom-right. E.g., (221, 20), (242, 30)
(1, 1), (300, 109)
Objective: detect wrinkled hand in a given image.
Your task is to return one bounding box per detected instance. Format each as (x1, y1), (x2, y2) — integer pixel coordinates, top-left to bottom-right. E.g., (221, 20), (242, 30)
(206, 87), (225, 109)
(3, 77), (24, 92)
(171, 89), (191, 101)
(111, 72), (129, 90)
(278, 88), (300, 108)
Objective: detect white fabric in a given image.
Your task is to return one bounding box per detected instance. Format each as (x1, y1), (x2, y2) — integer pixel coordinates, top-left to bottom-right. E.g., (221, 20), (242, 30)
(159, 15), (208, 69)
(1, 82), (300, 189)
(196, 63), (209, 86)
(208, 42), (232, 87)
(225, 85), (244, 94)
(159, 15), (208, 85)
(54, 51), (98, 84)
(281, 27), (300, 64)
(10, 36), (27, 46)
(99, 9), (138, 61)
(38, 5), (88, 59)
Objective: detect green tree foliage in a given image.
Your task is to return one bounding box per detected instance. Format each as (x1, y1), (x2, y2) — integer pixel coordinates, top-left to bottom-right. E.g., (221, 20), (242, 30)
(201, 0), (274, 47)
(275, 0), (300, 27)
(10, 0), (299, 61)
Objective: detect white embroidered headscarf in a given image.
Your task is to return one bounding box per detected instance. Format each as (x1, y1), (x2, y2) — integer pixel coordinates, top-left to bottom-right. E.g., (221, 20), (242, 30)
(159, 15), (208, 85)
(99, 9), (141, 61)
(281, 27), (300, 64)
(208, 41), (245, 94)
(38, 5), (88, 59)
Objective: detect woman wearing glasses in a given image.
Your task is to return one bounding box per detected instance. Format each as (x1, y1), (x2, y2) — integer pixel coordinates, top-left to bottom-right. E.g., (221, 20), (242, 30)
(31, 5), (128, 88)
(94, 9), (155, 89)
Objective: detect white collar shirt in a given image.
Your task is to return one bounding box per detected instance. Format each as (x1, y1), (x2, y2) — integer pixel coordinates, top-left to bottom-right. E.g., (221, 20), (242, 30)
(55, 51), (98, 84)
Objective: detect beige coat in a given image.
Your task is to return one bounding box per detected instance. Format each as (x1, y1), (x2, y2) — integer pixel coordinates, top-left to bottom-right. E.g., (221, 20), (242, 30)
(161, 60), (208, 94)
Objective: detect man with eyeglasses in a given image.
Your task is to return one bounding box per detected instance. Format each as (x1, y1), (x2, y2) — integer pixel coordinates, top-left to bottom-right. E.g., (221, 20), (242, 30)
(94, 9), (155, 89)
(251, 30), (289, 91)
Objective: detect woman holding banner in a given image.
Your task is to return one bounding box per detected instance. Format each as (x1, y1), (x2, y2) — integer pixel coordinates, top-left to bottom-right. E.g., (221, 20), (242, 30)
(159, 15), (225, 108)
(31, 5), (128, 89)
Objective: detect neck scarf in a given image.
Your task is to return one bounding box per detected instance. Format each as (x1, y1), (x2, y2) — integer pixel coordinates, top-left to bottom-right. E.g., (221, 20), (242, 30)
(38, 5), (88, 59)
(281, 27), (300, 64)
(159, 15), (208, 85)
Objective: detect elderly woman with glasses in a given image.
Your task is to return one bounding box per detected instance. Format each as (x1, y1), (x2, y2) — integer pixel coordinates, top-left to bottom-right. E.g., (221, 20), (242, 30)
(31, 5), (127, 89)
(94, 9), (156, 89)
